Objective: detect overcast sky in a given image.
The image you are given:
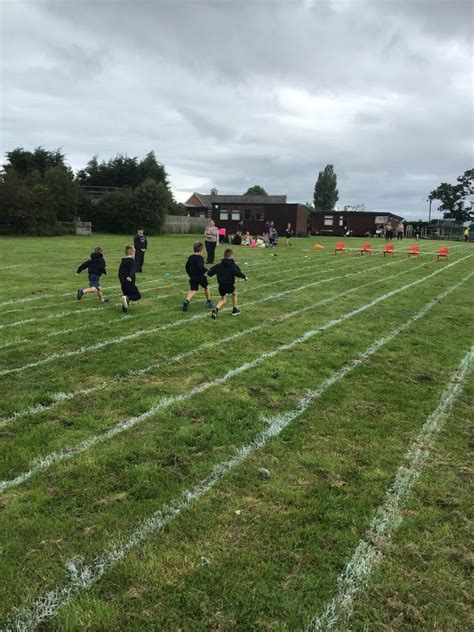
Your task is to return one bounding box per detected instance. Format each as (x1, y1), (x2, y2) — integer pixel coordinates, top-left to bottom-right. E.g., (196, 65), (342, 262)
(1, 0), (472, 220)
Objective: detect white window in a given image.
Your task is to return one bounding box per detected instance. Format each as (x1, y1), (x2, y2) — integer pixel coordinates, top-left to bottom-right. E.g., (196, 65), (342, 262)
(231, 211), (240, 221)
(220, 210), (229, 220)
(339, 216), (344, 226)
(324, 215), (333, 226)
(255, 212), (264, 221)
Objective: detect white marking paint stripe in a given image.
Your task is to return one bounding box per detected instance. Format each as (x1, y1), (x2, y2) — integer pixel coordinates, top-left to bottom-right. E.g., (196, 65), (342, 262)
(0, 257), (471, 494)
(1, 257), (315, 316)
(0, 255), (404, 375)
(0, 257), (424, 426)
(3, 274), (472, 632)
(306, 347), (474, 632)
(0, 255), (373, 349)
(0, 256), (350, 329)
(0, 254), (329, 310)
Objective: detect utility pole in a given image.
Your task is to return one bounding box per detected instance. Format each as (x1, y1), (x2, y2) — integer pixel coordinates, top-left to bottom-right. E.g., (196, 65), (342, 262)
(428, 195), (432, 223)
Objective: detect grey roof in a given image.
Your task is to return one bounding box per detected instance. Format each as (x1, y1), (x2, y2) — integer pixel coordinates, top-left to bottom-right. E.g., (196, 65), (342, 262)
(192, 193), (287, 207)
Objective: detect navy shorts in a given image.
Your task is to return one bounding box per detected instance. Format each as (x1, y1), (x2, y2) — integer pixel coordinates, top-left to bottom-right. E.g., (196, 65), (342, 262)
(218, 283), (235, 297)
(89, 274), (101, 289)
(189, 276), (209, 291)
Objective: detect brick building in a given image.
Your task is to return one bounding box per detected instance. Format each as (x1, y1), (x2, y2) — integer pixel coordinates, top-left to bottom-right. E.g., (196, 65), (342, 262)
(312, 211), (404, 237)
(184, 190), (308, 236)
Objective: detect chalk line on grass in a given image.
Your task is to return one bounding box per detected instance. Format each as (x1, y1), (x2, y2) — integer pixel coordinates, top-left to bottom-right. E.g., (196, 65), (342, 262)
(0, 255), (308, 310)
(4, 255), (365, 345)
(2, 275), (472, 632)
(0, 254), (403, 376)
(0, 257), (421, 426)
(0, 257), (471, 495)
(0, 256), (347, 329)
(306, 346), (474, 632)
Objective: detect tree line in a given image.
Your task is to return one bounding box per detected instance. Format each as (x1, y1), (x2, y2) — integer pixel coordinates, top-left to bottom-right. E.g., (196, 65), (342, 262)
(0, 148), (181, 235)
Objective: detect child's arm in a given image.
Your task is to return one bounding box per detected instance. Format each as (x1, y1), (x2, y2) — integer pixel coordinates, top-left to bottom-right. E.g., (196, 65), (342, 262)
(207, 264), (218, 277)
(233, 263), (247, 280)
(76, 260), (89, 274)
(102, 259), (107, 275)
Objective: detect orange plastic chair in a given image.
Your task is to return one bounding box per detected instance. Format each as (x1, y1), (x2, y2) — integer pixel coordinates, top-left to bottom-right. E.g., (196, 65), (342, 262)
(383, 244), (395, 256)
(334, 241), (346, 254)
(437, 247), (448, 261)
(407, 244), (420, 259)
(360, 242), (372, 256)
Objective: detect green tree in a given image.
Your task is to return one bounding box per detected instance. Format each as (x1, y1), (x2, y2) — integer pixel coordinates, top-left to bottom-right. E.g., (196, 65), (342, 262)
(313, 164), (339, 212)
(77, 151), (170, 190)
(4, 147), (66, 179)
(44, 165), (79, 221)
(429, 169), (473, 223)
(244, 185), (268, 196)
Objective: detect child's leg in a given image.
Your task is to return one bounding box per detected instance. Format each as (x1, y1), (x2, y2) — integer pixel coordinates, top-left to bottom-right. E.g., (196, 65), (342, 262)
(216, 295), (226, 310)
(83, 287), (97, 295)
(204, 286), (211, 301)
(186, 290), (197, 301)
(97, 287), (104, 301)
(232, 292), (238, 308)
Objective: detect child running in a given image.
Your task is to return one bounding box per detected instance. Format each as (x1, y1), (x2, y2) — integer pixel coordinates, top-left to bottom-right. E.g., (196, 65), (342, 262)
(208, 248), (247, 319)
(183, 241), (214, 312)
(118, 245), (141, 313)
(76, 246), (108, 303)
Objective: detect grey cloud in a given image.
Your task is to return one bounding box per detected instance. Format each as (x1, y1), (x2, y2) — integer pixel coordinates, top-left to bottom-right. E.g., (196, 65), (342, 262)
(1, 0), (472, 221)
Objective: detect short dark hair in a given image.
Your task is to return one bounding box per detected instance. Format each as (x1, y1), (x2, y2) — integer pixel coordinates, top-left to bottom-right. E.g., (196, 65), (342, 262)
(193, 241), (203, 253)
(125, 245), (134, 255)
(94, 246), (103, 253)
(224, 248), (233, 259)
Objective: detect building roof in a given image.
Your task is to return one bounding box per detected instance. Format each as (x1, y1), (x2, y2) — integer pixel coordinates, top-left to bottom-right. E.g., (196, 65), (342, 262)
(186, 193), (287, 207)
(320, 210), (404, 220)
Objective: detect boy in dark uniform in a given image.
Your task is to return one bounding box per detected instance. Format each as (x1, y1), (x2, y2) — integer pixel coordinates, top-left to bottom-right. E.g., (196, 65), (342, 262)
(182, 241), (214, 312)
(76, 246), (108, 303)
(118, 245), (141, 313)
(133, 227), (148, 272)
(208, 248), (247, 319)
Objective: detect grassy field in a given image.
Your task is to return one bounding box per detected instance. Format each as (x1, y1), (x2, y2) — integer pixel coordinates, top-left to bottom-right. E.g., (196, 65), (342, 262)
(0, 234), (472, 631)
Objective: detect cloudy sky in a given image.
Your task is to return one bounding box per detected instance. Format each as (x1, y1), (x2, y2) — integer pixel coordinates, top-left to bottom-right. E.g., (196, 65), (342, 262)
(1, 0), (472, 219)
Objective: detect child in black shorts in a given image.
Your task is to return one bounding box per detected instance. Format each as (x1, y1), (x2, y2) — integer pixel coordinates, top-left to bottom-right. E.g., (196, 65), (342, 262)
(183, 241), (214, 312)
(76, 246), (108, 303)
(118, 245), (141, 313)
(208, 248), (247, 319)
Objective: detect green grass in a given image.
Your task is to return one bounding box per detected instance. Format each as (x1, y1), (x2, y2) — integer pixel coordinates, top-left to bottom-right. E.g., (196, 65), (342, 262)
(0, 234), (472, 630)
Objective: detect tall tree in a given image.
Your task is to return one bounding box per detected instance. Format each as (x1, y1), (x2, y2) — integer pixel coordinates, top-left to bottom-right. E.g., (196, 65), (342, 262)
(244, 185), (267, 196)
(313, 164), (339, 212)
(429, 169), (473, 223)
(4, 147), (66, 179)
(77, 151), (170, 190)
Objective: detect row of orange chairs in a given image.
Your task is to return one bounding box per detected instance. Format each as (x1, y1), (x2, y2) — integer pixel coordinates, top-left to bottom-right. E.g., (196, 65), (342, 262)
(333, 242), (449, 260)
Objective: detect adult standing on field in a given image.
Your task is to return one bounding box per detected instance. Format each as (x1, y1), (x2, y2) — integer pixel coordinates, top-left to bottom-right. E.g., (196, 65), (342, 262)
(134, 227), (148, 272)
(204, 219), (219, 264)
(396, 221), (404, 240)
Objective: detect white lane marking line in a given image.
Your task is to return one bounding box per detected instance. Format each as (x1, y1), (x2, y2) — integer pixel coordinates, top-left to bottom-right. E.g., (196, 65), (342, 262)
(0, 254), (402, 375)
(0, 257), (420, 425)
(1, 257), (316, 315)
(0, 256), (470, 494)
(3, 277), (471, 632)
(306, 346), (474, 632)
(0, 256), (352, 329)
(0, 254), (322, 309)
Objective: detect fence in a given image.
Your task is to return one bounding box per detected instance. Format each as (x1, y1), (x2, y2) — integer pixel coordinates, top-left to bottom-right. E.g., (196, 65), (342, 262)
(163, 215), (208, 234)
